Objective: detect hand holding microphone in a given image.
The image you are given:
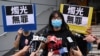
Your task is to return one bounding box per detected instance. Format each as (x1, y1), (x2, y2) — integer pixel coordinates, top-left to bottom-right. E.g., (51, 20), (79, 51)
(29, 34), (46, 53)
(70, 46), (82, 56)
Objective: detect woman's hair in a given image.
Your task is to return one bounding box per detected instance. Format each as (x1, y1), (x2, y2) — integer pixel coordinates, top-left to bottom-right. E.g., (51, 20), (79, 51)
(48, 10), (70, 31)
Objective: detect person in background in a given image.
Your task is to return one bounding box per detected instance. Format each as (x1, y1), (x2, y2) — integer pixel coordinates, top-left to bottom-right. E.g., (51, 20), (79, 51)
(85, 27), (100, 50)
(14, 28), (34, 56)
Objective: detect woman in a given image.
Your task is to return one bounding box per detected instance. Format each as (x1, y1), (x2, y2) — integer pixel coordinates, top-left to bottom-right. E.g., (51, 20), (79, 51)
(41, 10), (82, 56)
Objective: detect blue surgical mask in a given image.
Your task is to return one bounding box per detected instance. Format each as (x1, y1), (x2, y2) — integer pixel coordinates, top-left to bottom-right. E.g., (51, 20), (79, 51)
(51, 19), (62, 28)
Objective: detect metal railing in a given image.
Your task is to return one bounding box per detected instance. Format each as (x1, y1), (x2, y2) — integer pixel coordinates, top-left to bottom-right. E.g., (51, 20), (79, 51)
(0, 32), (7, 37)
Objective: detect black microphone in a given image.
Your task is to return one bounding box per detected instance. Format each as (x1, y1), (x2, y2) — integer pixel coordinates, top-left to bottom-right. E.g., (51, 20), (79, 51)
(67, 37), (77, 50)
(29, 35), (39, 53)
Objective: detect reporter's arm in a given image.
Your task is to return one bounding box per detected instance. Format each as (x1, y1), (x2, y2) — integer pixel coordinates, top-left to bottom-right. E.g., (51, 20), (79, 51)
(48, 51), (53, 56)
(70, 46), (82, 56)
(30, 42), (44, 56)
(12, 49), (25, 56)
(12, 46), (29, 56)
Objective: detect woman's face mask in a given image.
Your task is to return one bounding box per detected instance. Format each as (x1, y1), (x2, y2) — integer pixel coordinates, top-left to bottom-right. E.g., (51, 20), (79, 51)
(51, 19), (62, 28)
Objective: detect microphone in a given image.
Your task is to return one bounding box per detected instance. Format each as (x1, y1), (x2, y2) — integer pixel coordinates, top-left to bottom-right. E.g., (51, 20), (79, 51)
(29, 34), (46, 53)
(38, 34), (46, 43)
(29, 35), (40, 53)
(67, 37), (77, 50)
(32, 35), (39, 41)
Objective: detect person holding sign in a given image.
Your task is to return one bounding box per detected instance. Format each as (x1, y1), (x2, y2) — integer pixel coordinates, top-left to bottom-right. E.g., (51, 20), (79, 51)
(14, 28), (34, 56)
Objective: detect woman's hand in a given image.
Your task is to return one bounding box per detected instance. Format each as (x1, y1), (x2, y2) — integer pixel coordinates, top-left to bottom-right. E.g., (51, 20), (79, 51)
(84, 34), (96, 43)
(21, 45), (30, 53)
(70, 46), (82, 56)
(85, 26), (99, 43)
(30, 50), (39, 56)
(48, 51), (53, 56)
(46, 35), (52, 43)
(96, 38), (100, 44)
(30, 52), (37, 56)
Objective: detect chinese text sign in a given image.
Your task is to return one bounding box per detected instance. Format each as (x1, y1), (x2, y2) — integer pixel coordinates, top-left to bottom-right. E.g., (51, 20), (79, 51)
(60, 4), (93, 34)
(2, 4), (37, 32)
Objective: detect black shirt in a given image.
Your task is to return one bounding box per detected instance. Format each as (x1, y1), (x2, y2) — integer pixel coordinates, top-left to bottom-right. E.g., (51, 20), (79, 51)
(15, 32), (34, 56)
(18, 32), (34, 50)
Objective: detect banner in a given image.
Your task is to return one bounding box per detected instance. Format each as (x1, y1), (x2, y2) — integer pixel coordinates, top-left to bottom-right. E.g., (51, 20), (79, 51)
(60, 4), (93, 34)
(2, 4), (37, 32)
